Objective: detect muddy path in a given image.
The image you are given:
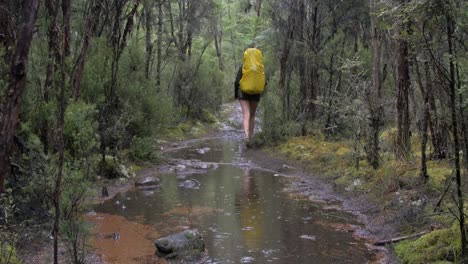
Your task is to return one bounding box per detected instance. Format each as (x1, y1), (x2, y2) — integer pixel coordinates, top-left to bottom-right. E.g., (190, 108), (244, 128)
(88, 103), (391, 264)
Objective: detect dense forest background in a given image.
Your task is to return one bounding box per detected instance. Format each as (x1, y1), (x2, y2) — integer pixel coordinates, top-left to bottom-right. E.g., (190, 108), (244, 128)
(0, 0), (467, 263)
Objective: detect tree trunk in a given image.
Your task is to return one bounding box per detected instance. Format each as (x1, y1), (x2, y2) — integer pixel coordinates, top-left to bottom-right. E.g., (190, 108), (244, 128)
(156, 0), (163, 90)
(427, 82), (447, 160)
(177, 0), (186, 61)
(279, 40), (291, 119)
(396, 5), (411, 160)
(71, 0), (102, 100)
(0, 0), (40, 194)
(368, 0), (382, 169)
(447, 15), (467, 261)
(307, 2), (320, 122)
(214, 33), (224, 70)
(256, 0), (262, 17)
(456, 64), (468, 169)
(43, 0), (59, 153)
(186, 2), (193, 60)
(0, 0), (20, 63)
(144, 0), (153, 79)
(53, 20), (67, 264)
(61, 0), (71, 56)
(415, 54), (430, 182)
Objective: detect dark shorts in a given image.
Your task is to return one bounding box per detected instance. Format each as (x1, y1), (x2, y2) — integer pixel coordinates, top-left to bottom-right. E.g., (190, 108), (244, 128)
(237, 90), (261, 102)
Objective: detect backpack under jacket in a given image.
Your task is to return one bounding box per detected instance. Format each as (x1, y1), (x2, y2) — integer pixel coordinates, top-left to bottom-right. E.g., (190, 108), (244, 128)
(239, 48), (265, 95)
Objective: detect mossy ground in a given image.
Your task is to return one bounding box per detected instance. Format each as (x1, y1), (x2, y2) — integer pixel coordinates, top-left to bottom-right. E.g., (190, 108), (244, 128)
(271, 129), (464, 263)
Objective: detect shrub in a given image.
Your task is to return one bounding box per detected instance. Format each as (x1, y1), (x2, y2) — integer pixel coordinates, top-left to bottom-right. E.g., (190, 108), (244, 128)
(0, 242), (22, 264)
(395, 224), (460, 264)
(64, 102), (97, 161)
(129, 137), (160, 162)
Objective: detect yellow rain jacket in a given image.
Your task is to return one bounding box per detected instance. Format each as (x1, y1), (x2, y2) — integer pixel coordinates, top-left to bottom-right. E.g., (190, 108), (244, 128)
(239, 48), (265, 95)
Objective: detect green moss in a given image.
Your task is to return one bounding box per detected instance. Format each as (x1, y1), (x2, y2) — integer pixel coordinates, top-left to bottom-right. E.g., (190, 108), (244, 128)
(0, 243), (22, 264)
(164, 121), (208, 140)
(274, 130), (462, 264)
(202, 109), (218, 123)
(395, 224), (460, 264)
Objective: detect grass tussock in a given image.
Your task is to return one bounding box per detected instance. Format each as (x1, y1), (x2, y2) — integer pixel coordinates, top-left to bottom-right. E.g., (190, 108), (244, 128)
(395, 223), (460, 264)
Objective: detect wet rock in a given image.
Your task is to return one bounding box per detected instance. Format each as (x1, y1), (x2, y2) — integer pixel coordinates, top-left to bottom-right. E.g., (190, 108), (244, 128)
(240, 256), (255, 263)
(300, 234), (316, 241)
(195, 147), (211, 154)
(176, 165), (187, 171)
(345, 179), (362, 192)
(142, 190), (155, 196)
(154, 229), (206, 260)
(190, 163), (209, 170)
(86, 210), (97, 217)
(178, 179), (201, 189)
(135, 176), (160, 189)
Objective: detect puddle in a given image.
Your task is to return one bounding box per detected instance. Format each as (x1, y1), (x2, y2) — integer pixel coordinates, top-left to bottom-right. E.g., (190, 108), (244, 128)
(87, 213), (164, 264)
(92, 138), (381, 263)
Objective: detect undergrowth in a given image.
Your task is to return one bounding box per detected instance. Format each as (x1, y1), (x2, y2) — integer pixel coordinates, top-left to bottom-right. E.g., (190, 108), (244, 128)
(272, 128), (463, 263)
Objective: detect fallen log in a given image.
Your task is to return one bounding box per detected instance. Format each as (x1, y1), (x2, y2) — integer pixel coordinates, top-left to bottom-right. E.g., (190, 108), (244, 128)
(374, 230), (432, 246)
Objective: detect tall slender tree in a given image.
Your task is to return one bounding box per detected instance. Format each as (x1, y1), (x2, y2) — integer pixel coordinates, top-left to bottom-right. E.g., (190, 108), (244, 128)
(367, 0), (383, 169)
(395, 0), (411, 160)
(0, 0), (41, 193)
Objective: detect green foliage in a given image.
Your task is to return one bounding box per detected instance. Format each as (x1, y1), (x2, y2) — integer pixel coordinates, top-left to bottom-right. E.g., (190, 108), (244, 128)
(254, 82), (301, 146)
(0, 242), (22, 264)
(81, 37), (112, 102)
(118, 38), (177, 136)
(191, 60), (225, 116)
(100, 156), (135, 179)
(64, 102), (97, 161)
(129, 137), (160, 162)
(8, 123), (51, 223)
(60, 169), (94, 264)
(395, 224), (460, 264)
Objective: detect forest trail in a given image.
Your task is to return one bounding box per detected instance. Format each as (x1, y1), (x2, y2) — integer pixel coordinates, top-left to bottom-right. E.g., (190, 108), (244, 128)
(87, 103), (389, 264)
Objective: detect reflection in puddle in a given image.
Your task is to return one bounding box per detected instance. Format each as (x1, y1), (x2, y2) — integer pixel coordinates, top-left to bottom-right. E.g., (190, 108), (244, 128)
(92, 138), (380, 263)
(87, 213), (164, 264)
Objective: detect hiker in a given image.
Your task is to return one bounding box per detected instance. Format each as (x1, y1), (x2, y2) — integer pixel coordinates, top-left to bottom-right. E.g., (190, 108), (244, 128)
(234, 47), (266, 145)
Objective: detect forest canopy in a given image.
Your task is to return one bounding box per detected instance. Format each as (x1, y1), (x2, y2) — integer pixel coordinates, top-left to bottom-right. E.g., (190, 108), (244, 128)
(0, 0), (467, 263)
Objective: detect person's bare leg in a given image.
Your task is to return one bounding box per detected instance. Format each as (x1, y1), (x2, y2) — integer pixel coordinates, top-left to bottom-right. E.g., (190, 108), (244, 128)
(248, 100), (258, 140)
(239, 99), (251, 140)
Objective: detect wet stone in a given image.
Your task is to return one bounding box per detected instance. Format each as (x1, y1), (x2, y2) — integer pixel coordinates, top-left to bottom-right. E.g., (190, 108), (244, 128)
(154, 229), (206, 261)
(240, 256), (255, 263)
(196, 147), (211, 154)
(178, 179), (201, 189)
(135, 176), (160, 189)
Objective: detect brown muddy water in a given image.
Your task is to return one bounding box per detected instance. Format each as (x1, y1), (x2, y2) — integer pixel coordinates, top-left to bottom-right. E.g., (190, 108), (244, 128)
(91, 137), (382, 264)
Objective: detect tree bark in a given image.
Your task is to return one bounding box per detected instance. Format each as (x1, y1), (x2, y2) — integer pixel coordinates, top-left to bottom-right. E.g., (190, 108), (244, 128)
(446, 14), (467, 261)
(396, 3), (411, 160)
(177, 0), (186, 61)
(0, 0), (40, 194)
(53, 19), (67, 264)
(368, 0), (382, 169)
(61, 0), (71, 56)
(0, 0), (20, 63)
(43, 0), (59, 153)
(144, 0), (153, 79)
(155, 0), (163, 90)
(415, 54), (430, 182)
(456, 63), (468, 169)
(307, 1), (320, 122)
(214, 32), (224, 70)
(71, 0), (102, 100)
